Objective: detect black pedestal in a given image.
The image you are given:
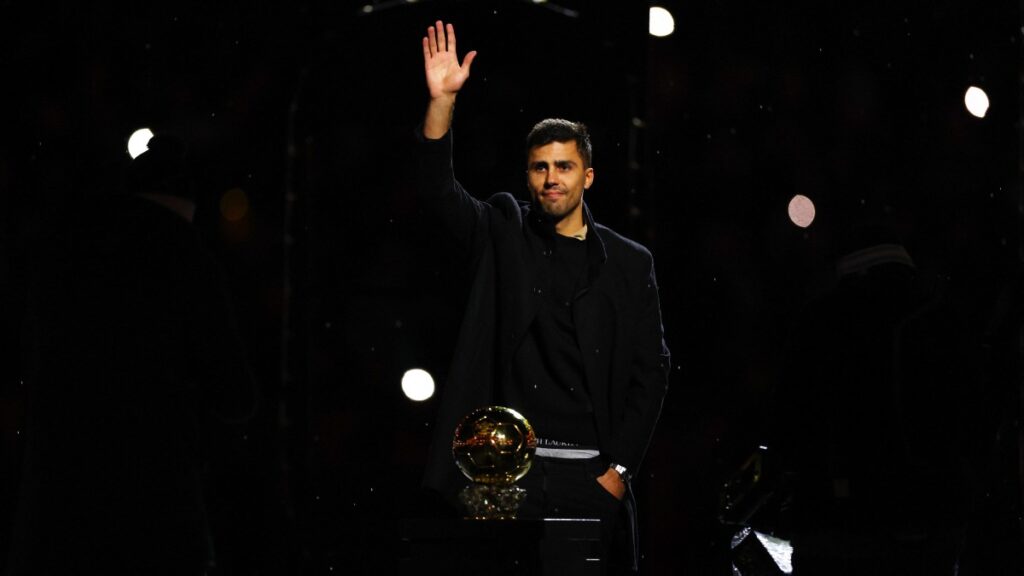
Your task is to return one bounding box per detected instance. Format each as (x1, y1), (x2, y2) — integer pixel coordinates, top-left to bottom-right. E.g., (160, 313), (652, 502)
(399, 517), (603, 575)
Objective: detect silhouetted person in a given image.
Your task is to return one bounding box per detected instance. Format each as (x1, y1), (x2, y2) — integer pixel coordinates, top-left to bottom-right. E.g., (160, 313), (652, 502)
(8, 134), (257, 576)
(773, 224), (969, 575)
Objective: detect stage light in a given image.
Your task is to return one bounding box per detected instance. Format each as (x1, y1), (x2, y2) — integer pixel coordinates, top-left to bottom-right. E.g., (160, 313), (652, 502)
(402, 369), (435, 402)
(964, 86), (989, 118)
(127, 128), (154, 159)
(649, 7), (675, 37)
(787, 194), (816, 228)
(220, 187), (249, 222)
(755, 531), (794, 574)
(731, 527), (793, 575)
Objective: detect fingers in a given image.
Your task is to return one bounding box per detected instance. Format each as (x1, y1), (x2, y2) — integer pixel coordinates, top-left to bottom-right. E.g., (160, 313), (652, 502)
(427, 25), (437, 57)
(461, 50), (477, 74)
(425, 20), (467, 61)
(435, 20), (446, 53)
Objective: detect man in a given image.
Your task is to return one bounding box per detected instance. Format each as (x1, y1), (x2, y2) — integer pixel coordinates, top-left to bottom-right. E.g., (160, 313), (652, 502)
(417, 21), (670, 570)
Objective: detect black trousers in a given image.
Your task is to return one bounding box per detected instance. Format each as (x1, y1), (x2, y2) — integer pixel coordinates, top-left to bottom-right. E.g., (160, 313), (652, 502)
(516, 456), (638, 574)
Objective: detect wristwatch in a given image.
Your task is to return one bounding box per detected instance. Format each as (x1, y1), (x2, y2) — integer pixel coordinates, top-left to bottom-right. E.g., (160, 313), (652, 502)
(609, 463), (630, 482)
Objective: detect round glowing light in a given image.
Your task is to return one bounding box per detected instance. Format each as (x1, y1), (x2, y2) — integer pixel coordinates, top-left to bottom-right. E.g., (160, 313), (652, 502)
(964, 86), (989, 118)
(788, 194), (816, 228)
(220, 187), (250, 222)
(402, 369), (435, 401)
(127, 128), (154, 159)
(649, 7), (675, 37)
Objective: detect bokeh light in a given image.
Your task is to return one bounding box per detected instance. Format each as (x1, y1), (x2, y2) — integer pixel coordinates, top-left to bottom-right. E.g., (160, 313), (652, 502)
(649, 7), (675, 37)
(788, 195), (816, 228)
(127, 128), (154, 159)
(220, 187), (250, 222)
(402, 369), (435, 402)
(964, 86), (989, 118)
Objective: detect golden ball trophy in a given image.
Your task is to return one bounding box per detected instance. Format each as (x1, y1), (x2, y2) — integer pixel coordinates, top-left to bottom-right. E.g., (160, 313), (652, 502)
(452, 406), (537, 519)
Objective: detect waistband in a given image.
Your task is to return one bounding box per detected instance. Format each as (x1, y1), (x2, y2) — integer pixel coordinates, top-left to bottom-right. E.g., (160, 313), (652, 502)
(535, 437), (600, 460)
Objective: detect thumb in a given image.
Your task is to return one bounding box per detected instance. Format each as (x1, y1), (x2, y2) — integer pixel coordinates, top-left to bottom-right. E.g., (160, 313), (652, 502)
(461, 50), (478, 74)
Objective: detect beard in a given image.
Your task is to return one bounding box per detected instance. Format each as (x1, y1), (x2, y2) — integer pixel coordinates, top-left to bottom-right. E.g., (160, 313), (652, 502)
(533, 187), (583, 221)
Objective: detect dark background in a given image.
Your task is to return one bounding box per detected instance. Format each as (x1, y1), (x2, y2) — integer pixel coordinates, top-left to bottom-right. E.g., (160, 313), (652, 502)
(1, 0), (1021, 573)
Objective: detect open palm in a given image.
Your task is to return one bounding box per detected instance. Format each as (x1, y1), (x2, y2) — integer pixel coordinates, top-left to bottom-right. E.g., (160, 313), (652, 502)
(422, 21), (477, 99)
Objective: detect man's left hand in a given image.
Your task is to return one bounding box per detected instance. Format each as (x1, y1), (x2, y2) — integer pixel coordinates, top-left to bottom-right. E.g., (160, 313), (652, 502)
(596, 468), (626, 500)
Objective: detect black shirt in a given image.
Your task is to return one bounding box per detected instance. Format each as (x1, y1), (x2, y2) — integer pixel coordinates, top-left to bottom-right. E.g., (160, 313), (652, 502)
(501, 232), (599, 447)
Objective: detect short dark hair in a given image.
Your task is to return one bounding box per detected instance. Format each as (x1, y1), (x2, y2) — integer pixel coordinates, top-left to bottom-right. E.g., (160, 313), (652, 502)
(526, 118), (592, 168)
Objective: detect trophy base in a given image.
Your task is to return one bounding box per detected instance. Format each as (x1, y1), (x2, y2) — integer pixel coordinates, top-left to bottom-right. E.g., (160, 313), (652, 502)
(458, 483), (527, 520)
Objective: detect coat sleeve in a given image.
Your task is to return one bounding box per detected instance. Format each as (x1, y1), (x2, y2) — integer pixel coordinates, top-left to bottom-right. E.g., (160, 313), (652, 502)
(414, 128), (490, 248)
(606, 253), (671, 474)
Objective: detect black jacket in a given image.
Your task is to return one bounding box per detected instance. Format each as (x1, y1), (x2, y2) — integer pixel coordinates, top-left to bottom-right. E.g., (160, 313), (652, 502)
(417, 130), (670, 499)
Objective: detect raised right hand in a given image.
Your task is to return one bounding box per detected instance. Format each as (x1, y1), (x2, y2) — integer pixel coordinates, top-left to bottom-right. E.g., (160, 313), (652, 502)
(422, 20), (477, 100)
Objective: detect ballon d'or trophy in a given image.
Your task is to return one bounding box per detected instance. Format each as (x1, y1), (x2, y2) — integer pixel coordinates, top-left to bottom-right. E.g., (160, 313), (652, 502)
(452, 406), (537, 519)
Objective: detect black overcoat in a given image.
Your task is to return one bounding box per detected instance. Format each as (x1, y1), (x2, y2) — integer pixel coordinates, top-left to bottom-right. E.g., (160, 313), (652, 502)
(417, 130), (671, 500)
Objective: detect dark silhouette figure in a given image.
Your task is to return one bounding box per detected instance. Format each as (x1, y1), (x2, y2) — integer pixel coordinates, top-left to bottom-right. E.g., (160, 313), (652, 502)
(9, 135), (257, 576)
(774, 227), (971, 575)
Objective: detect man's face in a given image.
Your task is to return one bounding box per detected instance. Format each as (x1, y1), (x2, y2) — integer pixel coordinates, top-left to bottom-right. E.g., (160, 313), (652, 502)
(526, 140), (594, 225)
